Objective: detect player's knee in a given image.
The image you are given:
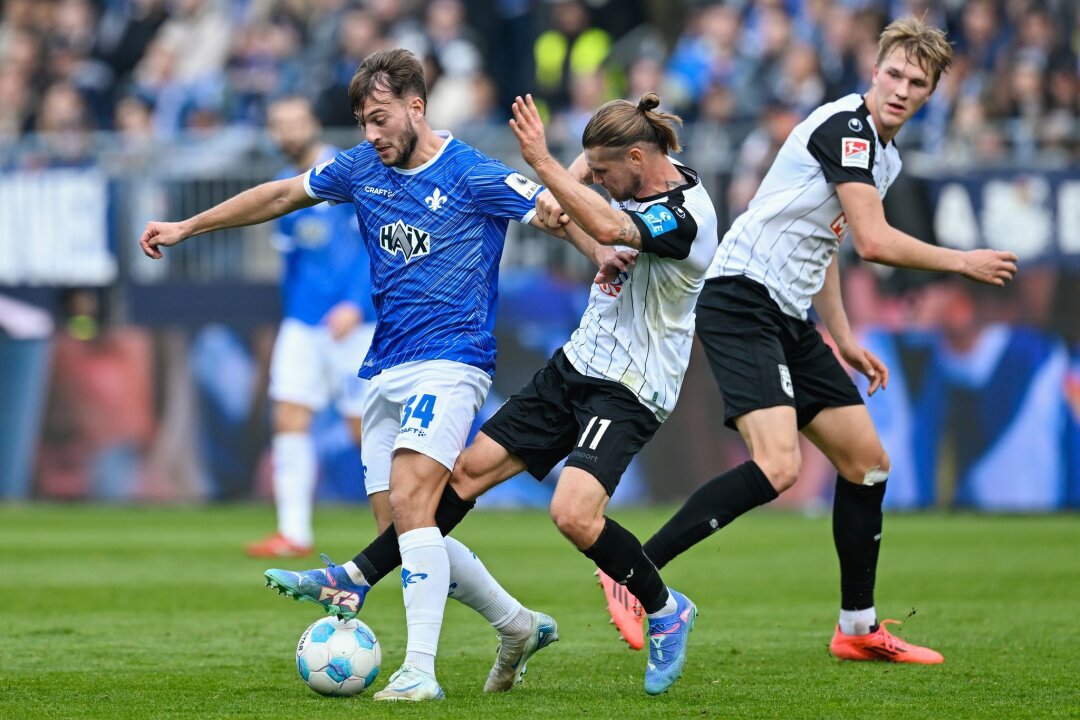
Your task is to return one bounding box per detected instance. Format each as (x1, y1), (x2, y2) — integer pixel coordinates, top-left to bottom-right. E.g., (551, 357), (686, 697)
(449, 453), (486, 502)
(754, 452), (801, 493)
(841, 448), (890, 485)
(549, 498), (596, 549)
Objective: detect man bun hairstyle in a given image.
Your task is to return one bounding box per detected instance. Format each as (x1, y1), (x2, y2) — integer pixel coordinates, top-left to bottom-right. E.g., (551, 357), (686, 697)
(348, 48), (428, 123)
(877, 16), (954, 89)
(582, 92), (683, 155)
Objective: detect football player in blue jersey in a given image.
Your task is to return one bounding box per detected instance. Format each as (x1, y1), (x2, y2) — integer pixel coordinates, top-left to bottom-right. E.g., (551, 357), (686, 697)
(140, 48), (632, 701)
(245, 96), (384, 560)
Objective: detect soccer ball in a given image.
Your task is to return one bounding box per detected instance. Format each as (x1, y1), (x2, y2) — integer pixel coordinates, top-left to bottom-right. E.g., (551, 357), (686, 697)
(296, 616), (381, 696)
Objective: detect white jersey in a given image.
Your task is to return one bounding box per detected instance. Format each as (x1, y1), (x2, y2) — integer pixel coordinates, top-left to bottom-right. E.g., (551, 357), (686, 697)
(707, 93), (903, 319)
(564, 163), (719, 421)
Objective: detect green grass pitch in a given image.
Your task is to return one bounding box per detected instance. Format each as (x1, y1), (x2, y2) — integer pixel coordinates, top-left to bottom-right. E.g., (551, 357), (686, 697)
(1, 505), (1077, 719)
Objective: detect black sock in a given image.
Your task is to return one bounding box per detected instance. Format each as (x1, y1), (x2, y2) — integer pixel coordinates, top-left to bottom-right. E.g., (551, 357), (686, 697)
(832, 475), (886, 611)
(351, 484), (476, 585)
(642, 461), (778, 570)
(583, 516), (668, 614)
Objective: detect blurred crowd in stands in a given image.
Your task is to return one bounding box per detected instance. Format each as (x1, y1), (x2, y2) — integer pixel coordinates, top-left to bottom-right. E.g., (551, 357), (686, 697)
(0, 0), (1076, 168)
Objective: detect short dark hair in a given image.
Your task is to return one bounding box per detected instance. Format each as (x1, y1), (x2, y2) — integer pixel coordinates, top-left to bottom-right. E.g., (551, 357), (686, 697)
(348, 48), (428, 123)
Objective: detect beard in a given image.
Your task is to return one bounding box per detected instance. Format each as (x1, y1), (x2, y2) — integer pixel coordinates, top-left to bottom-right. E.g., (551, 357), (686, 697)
(382, 121), (420, 168)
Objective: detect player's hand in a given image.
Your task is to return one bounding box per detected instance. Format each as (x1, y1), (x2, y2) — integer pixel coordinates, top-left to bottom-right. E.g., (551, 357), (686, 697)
(140, 221), (190, 259)
(509, 94), (554, 171)
(535, 189), (570, 228)
(595, 248), (638, 285)
(961, 249), (1018, 286)
(838, 343), (889, 396)
(325, 302), (362, 341)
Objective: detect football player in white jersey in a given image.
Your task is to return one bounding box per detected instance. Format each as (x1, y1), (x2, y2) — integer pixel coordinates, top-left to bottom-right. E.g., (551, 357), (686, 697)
(140, 49), (635, 701)
(600, 17), (1018, 663)
(327, 91), (720, 696)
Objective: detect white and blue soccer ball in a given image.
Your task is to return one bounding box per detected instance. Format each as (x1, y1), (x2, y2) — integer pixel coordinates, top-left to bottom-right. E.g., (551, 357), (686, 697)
(296, 616), (381, 697)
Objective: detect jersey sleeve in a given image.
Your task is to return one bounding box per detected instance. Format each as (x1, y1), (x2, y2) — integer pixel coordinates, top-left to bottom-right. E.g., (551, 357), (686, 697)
(303, 150), (354, 205)
(628, 202), (699, 260)
(806, 112), (876, 186)
(466, 159), (542, 223)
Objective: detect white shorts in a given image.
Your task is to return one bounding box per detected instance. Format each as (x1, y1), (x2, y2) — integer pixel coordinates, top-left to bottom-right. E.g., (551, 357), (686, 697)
(361, 360), (491, 496)
(268, 318), (376, 418)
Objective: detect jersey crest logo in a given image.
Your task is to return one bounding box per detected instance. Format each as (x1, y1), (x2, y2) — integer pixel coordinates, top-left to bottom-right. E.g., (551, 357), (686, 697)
(379, 220), (431, 262)
(424, 187), (447, 211)
(841, 138), (870, 169)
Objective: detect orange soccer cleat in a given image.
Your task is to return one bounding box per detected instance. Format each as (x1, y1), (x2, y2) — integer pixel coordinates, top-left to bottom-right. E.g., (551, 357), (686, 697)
(829, 619), (944, 664)
(595, 568), (645, 650)
(245, 532), (313, 559)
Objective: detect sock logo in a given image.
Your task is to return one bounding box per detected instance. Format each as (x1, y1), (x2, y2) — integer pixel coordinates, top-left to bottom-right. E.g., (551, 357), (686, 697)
(401, 568), (430, 588)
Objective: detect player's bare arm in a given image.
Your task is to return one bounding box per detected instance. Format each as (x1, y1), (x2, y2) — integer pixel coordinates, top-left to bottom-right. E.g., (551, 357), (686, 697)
(812, 255), (888, 395)
(528, 214), (638, 284)
(510, 94), (644, 250)
(140, 174), (318, 259)
(837, 181), (1018, 285)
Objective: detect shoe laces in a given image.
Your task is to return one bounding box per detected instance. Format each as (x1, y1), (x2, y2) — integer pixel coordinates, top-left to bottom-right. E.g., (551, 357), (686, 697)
(873, 619), (908, 650)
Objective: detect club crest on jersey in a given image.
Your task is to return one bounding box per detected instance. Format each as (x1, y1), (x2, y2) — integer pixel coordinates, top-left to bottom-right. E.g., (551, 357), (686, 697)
(379, 220), (431, 262)
(841, 138), (870, 169)
(424, 187), (447, 211)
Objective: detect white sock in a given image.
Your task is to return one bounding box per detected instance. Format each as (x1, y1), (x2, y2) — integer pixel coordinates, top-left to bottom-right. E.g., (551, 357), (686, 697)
(341, 561), (367, 585)
(444, 536), (531, 636)
(646, 588), (677, 619)
(272, 432), (316, 545)
(399, 527), (449, 676)
(839, 607), (877, 636)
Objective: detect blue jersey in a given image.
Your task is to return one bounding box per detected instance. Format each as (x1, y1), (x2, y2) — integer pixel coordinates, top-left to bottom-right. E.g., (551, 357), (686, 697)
(275, 146), (376, 326)
(303, 132), (540, 379)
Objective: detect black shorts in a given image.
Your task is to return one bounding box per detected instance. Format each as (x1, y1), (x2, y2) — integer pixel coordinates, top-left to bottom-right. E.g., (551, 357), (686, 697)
(696, 276), (863, 430)
(480, 349), (662, 496)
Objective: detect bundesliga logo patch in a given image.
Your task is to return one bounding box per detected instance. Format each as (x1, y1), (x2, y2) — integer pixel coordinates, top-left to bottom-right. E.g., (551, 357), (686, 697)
(841, 138), (870, 169)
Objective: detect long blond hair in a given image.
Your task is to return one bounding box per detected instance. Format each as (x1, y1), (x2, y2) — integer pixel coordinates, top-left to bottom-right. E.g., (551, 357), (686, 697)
(581, 92), (683, 155)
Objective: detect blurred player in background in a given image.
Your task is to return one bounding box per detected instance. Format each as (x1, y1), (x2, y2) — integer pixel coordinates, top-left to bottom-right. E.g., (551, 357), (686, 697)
(599, 17), (1018, 663)
(245, 96), (382, 559)
(142, 49), (631, 701)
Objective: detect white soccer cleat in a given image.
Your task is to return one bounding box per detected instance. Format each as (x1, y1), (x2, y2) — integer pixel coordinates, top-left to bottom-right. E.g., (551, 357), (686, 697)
(372, 664), (446, 702)
(483, 610), (560, 692)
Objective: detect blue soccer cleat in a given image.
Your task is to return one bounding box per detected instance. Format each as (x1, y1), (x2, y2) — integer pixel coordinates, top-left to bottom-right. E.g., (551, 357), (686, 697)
(264, 553), (370, 620)
(643, 588), (697, 695)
